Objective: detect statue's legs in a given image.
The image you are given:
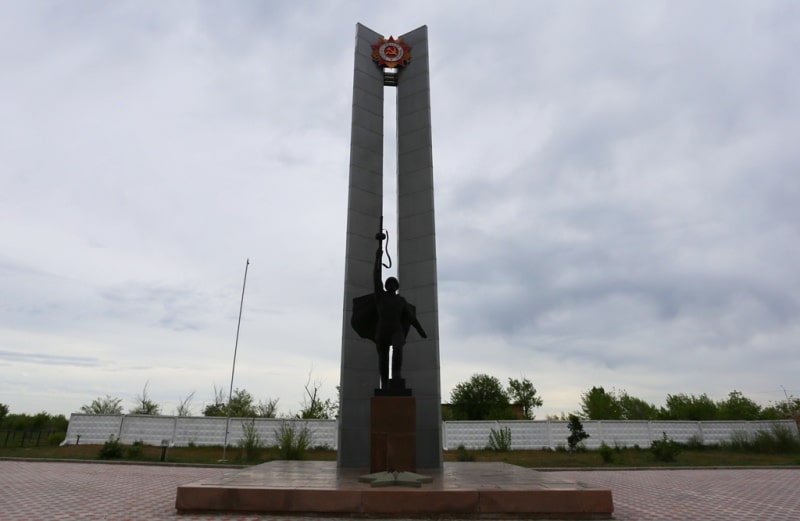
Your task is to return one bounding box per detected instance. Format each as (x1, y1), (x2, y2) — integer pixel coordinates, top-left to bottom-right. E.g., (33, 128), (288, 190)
(376, 345), (390, 389)
(392, 345), (404, 380)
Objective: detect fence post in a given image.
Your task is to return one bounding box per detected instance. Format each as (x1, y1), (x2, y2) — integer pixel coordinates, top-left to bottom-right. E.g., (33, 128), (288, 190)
(118, 415), (126, 441)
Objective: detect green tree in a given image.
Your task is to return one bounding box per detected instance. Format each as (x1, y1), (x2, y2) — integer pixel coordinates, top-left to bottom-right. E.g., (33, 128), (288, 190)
(30, 412), (51, 430)
(203, 386), (228, 416)
(80, 395), (123, 415)
(450, 374), (513, 420)
(202, 387), (252, 417)
(579, 386), (622, 420)
(256, 397), (280, 418)
(227, 388), (257, 417)
(0, 412), (67, 432)
(717, 390), (761, 420)
(659, 393), (718, 420)
(129, 382), (161, 415)
(176, 392), (195, 417)
(566, 414), (590, 452)
(507, 376), (543, 419)
(297, 373), (336, 419)
(0, 403), (9, 424)
(617, 391), (658, 420)
(761, 395), (800, 420)
(579, 387), (659, 420)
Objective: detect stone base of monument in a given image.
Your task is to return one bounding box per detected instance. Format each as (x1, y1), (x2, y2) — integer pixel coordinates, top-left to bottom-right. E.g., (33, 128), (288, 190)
(374, 378), (412, 396)
(370, 395), (415, 473)
(175, 461), (614, 519)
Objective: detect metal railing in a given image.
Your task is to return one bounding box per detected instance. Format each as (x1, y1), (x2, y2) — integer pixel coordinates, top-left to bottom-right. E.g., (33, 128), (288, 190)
(2, 429), (67, 448)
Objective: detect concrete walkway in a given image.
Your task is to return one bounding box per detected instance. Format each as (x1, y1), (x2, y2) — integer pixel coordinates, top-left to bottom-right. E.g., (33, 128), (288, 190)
(1, 460), (798, 520)
(557, 468), (800, 520)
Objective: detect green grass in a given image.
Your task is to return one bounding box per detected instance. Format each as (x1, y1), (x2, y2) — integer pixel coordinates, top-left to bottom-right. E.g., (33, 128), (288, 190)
(0, 444), (337, 464)
(442, 447), (800, 468)
(2, 444), (799, 467)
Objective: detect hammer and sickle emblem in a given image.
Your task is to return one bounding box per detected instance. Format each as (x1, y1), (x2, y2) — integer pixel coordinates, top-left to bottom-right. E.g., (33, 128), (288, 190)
(384, 44), (399, 57)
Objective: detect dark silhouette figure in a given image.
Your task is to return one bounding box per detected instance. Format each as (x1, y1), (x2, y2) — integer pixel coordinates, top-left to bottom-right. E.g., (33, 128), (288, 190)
(351, 246), (427, 390)
(372, 247), (427, 389)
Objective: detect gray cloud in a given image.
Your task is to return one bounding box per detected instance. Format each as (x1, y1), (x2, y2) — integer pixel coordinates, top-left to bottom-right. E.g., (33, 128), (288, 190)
(1, 1), (798, 417)
(0, 349), (101, 367)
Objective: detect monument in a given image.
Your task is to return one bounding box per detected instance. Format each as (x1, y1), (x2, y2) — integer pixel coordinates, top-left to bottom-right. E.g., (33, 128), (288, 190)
(338, 24), (442, 470)
(175, 24), (613, 517)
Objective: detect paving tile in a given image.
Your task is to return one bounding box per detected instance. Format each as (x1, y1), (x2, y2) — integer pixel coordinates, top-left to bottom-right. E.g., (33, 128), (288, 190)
(1, 460), (799, 520)
(361, 489), (478, 515)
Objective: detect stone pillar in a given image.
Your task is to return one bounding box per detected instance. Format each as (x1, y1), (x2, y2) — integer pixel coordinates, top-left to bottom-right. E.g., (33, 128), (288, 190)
(338, 23), (386, 469)
(338, 23), (442, 469)
(395, 25), (442, 469)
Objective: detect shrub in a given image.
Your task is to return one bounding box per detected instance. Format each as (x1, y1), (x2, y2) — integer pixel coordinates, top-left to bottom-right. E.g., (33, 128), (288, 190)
(752, 424), (800, 453)
(238, 419), (264, 462)
(48, 432), (66, 446)
(126, 439), (144, 459)
(722, 426), (800, 453)
(598, 441), (614, 463)
(98, 436), (124, 459)
(651, 432), (681, 462)
(487, 426), (512, 452)
(769, 424), (800, 452)
(566, 414), (589, 453)
(684, 434), (706, 451)
(455, 444), (475, 461)
(726, 430), (751, 451)
(274, 420), (311, 460)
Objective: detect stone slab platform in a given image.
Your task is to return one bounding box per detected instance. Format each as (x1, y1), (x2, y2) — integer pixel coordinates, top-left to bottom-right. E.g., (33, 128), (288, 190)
(175, 461), (613, 518)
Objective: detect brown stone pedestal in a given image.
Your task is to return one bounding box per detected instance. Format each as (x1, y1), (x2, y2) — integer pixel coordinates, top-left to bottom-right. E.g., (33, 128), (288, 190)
(370, 396), (416, 473)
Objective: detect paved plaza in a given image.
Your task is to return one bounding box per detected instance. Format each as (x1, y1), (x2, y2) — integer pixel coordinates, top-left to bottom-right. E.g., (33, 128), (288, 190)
(1, 460), (798, 520)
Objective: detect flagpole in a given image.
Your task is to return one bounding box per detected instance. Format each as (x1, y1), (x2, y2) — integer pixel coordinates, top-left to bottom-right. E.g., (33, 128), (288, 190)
(222, 258), (250, 461)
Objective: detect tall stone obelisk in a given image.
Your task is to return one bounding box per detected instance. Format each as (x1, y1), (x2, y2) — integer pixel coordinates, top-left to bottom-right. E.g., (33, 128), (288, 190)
(338, 24), (442, 469)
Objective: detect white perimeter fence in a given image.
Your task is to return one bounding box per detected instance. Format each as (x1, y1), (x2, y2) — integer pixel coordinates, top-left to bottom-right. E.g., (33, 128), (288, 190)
(64, 414), (798, 450)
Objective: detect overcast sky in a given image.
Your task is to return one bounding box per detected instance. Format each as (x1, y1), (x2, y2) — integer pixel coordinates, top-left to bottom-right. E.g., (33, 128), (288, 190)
(2, 1), (799, 419)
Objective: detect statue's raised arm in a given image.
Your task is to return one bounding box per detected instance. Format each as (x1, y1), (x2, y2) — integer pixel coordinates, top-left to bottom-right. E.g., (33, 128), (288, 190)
(373, 247), (384, 296)
(350, 219), (425, 391)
